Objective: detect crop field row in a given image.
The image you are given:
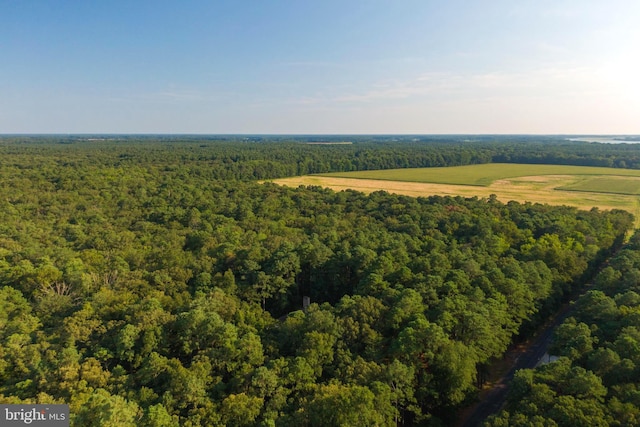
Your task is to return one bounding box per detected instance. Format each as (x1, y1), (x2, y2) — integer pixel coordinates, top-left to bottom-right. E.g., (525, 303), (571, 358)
(320, 163), (640, 188)
(272, 164), (640, 227)
(558, 176), (640, 195)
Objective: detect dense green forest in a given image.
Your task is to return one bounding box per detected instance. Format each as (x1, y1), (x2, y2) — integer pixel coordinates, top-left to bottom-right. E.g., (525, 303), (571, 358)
(2, 134), (640, 180)
(486, 230), (640, 426)
(0, 136), (638, 425)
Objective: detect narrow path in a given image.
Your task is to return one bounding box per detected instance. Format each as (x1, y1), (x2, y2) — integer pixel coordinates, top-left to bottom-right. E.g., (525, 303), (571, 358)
(456, 260), (614, 427)
(457, 304), (573, 427)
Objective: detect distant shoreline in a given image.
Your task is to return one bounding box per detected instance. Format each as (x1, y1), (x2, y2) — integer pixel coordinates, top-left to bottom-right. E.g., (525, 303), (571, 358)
(305, 141), (352, 145)
(566, 137), (640, 144)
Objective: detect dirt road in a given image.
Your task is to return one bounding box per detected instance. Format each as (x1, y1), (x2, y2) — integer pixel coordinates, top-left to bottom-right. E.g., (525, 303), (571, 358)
(457, 294), (588, 426)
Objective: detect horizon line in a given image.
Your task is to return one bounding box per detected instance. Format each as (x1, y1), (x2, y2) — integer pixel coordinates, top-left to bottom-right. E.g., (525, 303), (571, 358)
(1, 133), (639, 137)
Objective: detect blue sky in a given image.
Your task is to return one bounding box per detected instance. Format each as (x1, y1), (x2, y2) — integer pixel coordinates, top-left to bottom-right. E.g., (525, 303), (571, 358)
(1, 0), (638, 134)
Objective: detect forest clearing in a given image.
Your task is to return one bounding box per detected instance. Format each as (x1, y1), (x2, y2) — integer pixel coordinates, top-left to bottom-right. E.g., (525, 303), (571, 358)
(272, 164), (640, 227)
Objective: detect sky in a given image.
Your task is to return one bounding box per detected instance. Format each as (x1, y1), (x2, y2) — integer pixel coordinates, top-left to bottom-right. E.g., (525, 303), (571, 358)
(1, 0), (639, 134)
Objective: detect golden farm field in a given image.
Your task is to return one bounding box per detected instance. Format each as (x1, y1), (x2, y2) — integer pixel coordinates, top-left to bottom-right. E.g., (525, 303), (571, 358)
(271, 164), (640, 226)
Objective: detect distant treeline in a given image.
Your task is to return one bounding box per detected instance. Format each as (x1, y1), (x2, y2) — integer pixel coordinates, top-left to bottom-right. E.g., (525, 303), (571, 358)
(1, 135), (639, 180)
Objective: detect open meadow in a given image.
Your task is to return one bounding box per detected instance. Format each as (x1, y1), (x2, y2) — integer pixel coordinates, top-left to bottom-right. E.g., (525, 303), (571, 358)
(272, 163), (640, 226)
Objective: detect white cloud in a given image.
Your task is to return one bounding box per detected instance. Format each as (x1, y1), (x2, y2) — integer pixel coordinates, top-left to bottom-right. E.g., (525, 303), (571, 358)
(289, 65), (610, 105)
(274, 63), (639, 134)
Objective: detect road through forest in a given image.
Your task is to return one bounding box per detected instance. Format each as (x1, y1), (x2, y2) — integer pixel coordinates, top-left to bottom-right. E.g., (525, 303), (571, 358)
(456, 304), (573, 426)
(456, 290), (589, 427)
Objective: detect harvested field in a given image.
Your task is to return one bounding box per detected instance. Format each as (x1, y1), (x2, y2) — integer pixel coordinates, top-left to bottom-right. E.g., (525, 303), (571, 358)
(271, 164), (640, 227)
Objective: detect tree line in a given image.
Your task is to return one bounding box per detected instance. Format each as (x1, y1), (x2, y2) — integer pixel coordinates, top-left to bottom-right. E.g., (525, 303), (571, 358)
(2, 135), (640, 181)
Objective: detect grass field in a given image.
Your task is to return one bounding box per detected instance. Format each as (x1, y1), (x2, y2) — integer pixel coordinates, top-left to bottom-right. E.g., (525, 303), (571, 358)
(271, 164), (640, 227)
(558, 176), (640, 195)
(321, 164), (640, 188)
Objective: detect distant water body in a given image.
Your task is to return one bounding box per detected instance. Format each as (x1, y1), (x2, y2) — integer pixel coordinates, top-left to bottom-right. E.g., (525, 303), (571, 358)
(567, 137), (640, 144)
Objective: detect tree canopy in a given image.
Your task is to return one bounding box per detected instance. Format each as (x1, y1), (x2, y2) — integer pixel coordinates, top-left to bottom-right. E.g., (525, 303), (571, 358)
(0, 135), (636, 425)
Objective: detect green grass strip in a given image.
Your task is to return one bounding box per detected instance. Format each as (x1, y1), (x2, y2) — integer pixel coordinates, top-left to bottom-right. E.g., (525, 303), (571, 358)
(320, 164), (640, 187)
